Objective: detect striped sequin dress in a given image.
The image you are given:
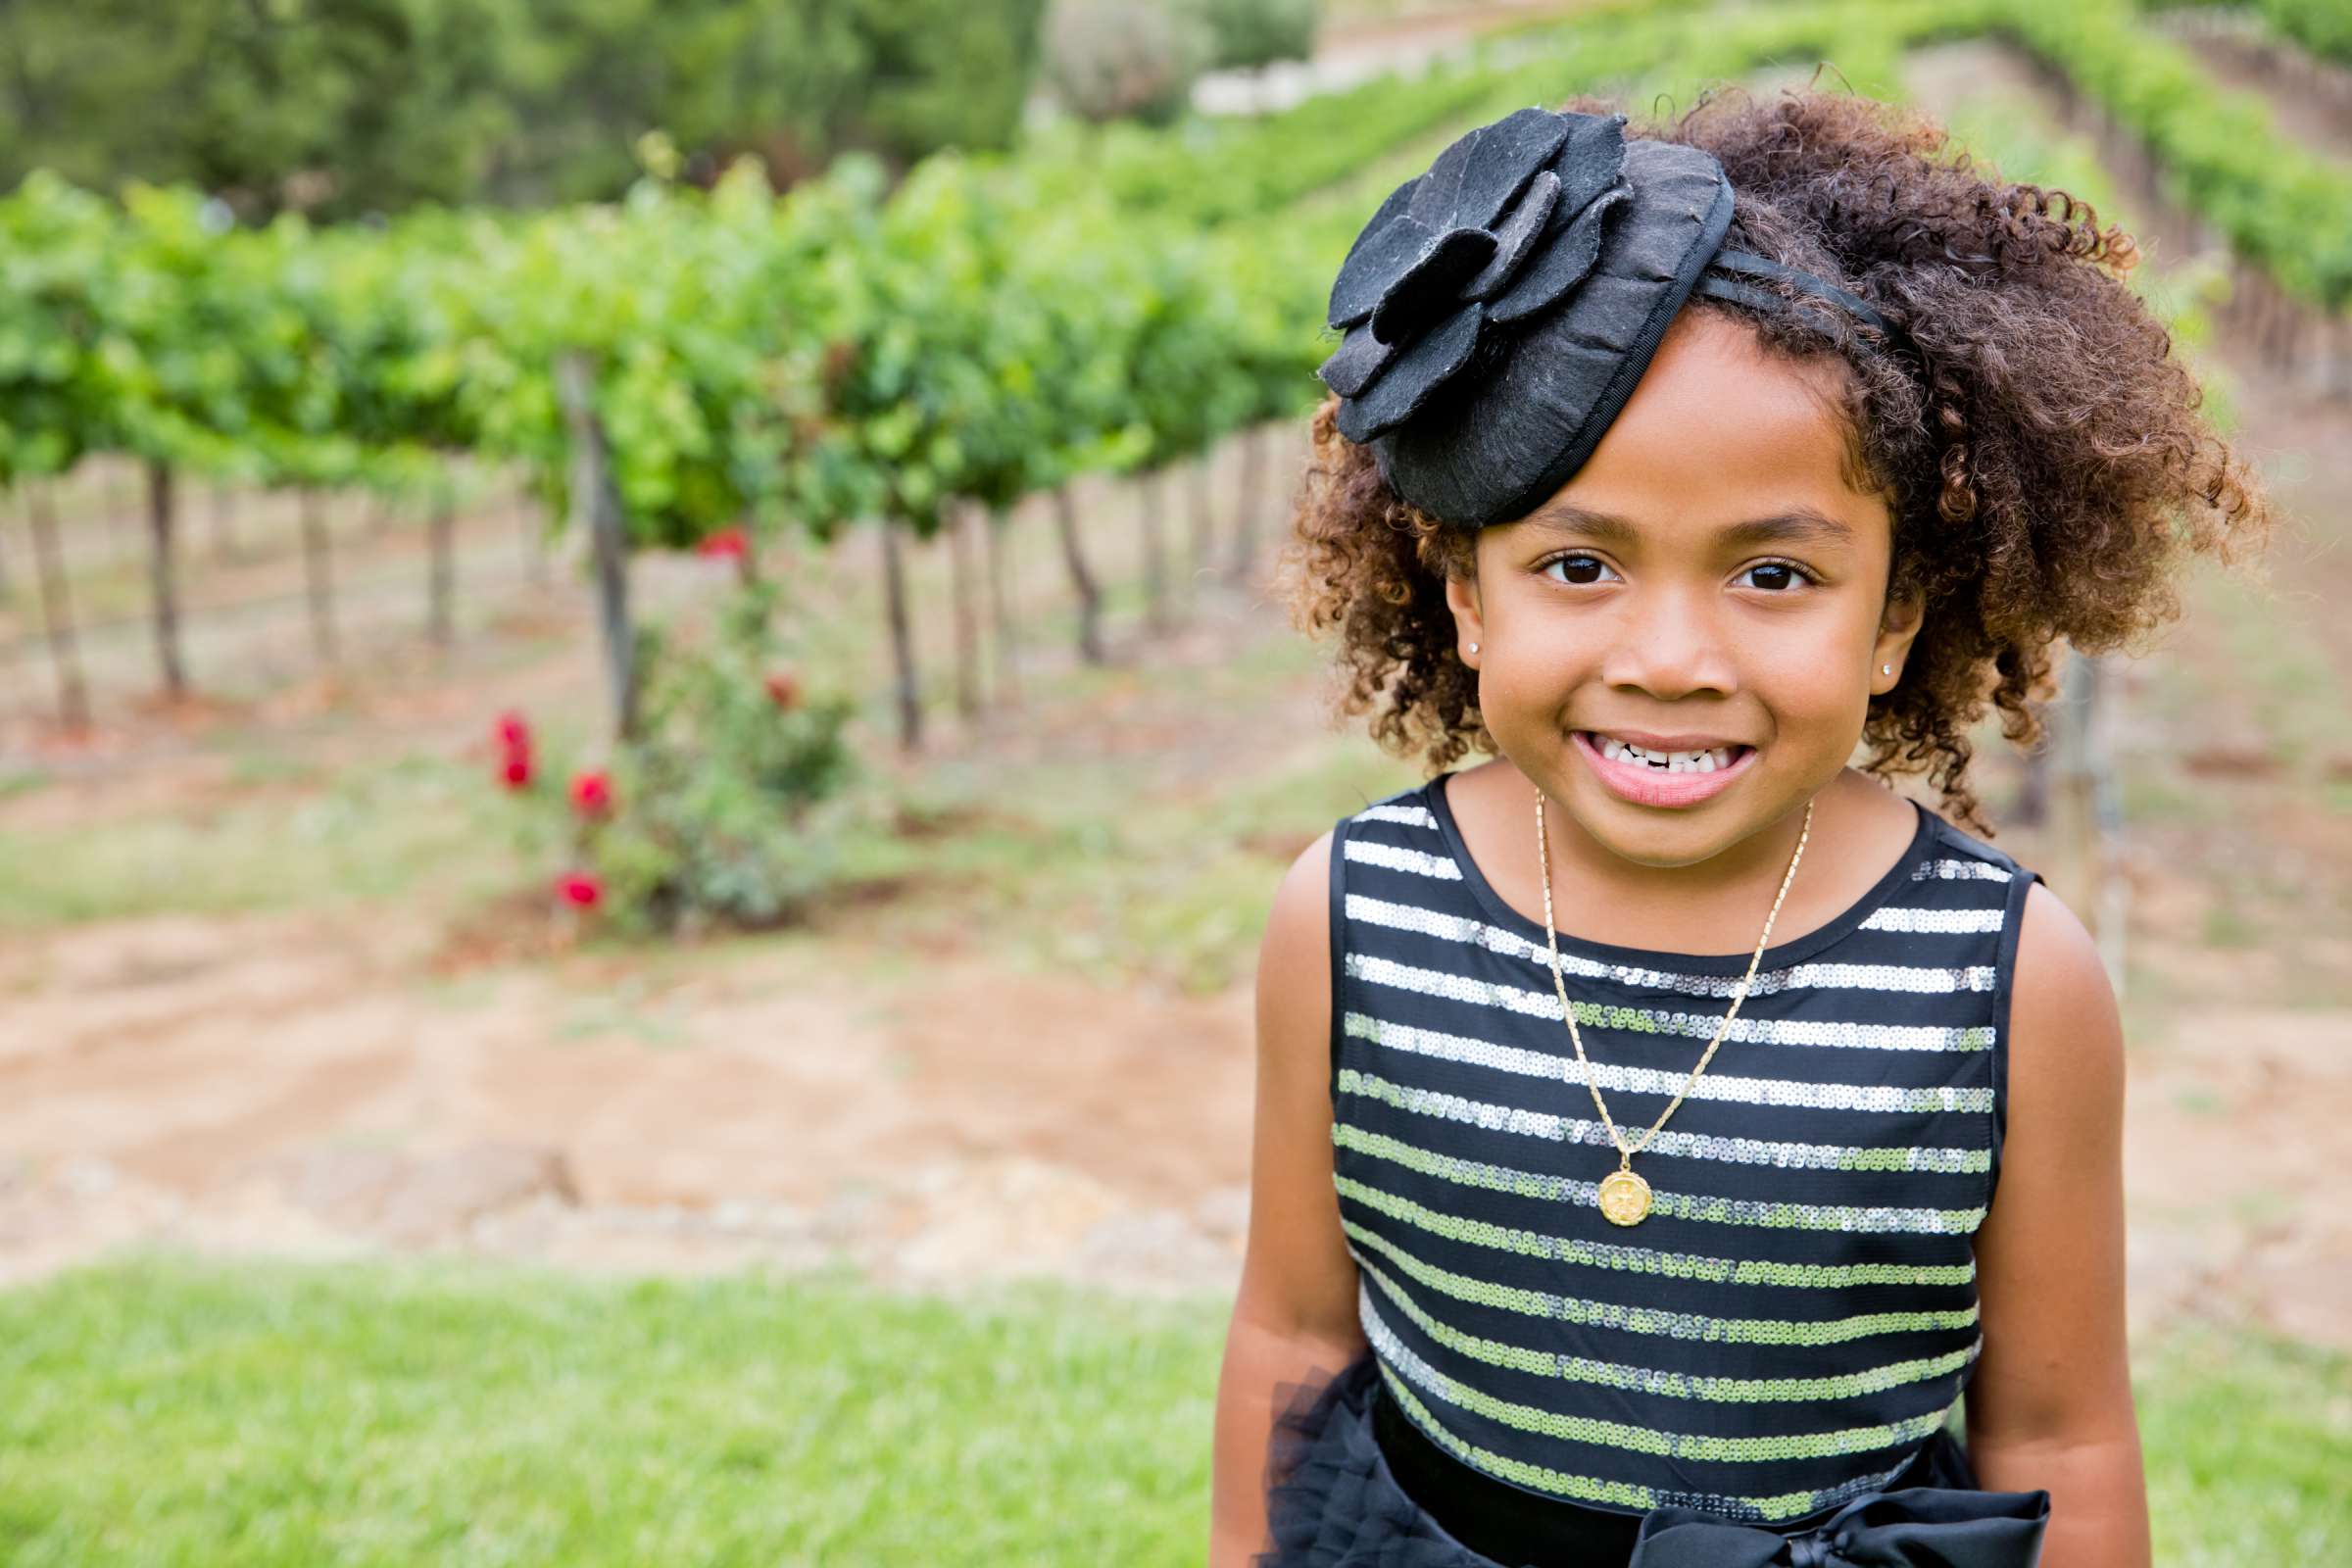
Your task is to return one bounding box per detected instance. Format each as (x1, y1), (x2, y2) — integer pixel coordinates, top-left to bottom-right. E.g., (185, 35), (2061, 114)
(1256, 771), (2051, 1568)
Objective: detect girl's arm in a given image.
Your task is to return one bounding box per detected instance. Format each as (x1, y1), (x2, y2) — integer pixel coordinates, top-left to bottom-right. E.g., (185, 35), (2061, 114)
(1209, 829), (1369, 1568)
(1965, 880), (2150, 1568)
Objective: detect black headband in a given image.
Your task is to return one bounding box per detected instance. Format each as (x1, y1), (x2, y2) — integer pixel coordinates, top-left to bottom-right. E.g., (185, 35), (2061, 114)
(1316, 106), (1910, 530)
(1695, 248), (1898, 337)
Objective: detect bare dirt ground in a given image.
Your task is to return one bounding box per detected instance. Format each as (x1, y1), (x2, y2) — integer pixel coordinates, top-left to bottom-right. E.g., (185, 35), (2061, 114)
(3, 32), (2350, 1353)
(0, 899), (1260, 1297)
(0, 454), (1308, 1301)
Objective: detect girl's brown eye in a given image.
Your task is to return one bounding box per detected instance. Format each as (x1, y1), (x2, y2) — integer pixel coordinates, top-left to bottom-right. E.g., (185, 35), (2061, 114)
(1739, 562), (1815, 592)
(1543, 554), (1616, 586)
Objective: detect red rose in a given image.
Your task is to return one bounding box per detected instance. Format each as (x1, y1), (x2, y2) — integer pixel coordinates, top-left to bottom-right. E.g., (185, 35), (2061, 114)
(569, 769), (614, 817)
(556, 872), (602, 908)
(494, 710), (533, 789)
(763, 670), (802, 711)
(696, 526), (749, 561)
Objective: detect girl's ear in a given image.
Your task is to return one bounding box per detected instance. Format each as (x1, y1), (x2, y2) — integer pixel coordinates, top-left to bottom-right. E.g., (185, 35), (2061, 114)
(1444, 567), (1487, 668)
(1872, 586), (1926, 693)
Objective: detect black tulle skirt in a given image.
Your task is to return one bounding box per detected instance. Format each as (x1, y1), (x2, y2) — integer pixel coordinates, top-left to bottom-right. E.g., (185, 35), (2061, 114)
(1253, 1350), (2048, 1568)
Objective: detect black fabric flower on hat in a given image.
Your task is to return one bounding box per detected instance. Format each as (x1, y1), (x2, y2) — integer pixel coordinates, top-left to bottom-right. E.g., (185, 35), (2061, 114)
(1318, 107), (1633, 445)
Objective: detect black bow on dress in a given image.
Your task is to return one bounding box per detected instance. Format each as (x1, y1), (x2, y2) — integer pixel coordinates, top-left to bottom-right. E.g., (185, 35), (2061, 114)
(1626, 1484), (2051, 1568)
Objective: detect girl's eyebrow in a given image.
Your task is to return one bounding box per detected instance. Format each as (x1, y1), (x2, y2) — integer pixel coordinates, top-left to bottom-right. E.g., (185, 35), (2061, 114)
(1527, 503), (1856, 551)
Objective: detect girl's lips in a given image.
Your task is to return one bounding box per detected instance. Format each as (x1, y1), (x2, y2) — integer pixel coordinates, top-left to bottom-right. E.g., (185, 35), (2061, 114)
(1572, 730), (1757, 808)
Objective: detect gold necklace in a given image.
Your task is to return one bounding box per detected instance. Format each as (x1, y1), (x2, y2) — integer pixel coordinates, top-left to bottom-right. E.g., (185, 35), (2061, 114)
(1535, 790), (1814, 1226)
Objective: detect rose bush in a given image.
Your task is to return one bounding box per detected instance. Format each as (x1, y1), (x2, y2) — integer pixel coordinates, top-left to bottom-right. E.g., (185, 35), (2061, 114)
(487, 572), (856, 937)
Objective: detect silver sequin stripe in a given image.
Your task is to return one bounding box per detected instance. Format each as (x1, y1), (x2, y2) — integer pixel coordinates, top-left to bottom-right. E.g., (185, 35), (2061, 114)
(1336, 1069), (1989, 1174)
(1362, 1293), (1959, 1464)
(1912, 858), (2013, 881)
(1347, 893), (2001, 1000)
(1335, 1110), (1987, 1235)
(1342, 836), (1461, 881)
(1354, 803), (1442, 830)
(1344, 1011), (1994, 1116)
(1349, 810), (2009, 889)
(1861, 906), (2009, 934)
(1371, 1355), (1938, 1523)
(1347, 952), (1995, 1053)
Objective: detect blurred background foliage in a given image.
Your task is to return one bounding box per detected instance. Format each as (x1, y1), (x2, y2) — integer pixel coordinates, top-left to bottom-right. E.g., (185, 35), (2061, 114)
(0, 0), (1062, 218)
(0, 0), (1333, 220)
(2, 3), (2349, 1561)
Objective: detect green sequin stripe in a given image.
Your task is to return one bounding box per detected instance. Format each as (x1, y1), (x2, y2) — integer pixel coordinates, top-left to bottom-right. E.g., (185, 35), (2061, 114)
(1363, 1300), (1955, 1465)
(1335, 1172), (1977, 1290)
(1373, 1364), (1922, 1524)
(1347, 952), (1995, 1053)
(1358, 1254), (1980, 1404)
(1375, 1361), (1662, 1512)
(1343, 1220), (1981, 1348)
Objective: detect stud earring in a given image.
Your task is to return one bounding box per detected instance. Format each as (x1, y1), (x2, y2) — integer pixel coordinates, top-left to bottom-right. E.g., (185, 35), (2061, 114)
(1881, 663), (1892, 675)
(1468, 642), (1480, 655)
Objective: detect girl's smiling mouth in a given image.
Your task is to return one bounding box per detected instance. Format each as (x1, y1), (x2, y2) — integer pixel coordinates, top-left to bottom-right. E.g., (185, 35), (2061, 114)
(1572, 730), (1759, 808)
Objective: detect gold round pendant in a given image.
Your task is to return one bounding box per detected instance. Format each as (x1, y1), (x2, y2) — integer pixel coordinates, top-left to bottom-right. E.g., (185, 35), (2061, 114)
(1596, 1168), (1652, 1227)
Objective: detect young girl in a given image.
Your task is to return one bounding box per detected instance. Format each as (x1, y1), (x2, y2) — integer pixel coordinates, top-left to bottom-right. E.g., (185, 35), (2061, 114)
(1209, 87), (2273, 1568)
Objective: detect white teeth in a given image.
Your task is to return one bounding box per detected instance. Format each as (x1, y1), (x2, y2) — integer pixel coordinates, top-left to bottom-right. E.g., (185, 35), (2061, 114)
(1593, 735), (1739, 772)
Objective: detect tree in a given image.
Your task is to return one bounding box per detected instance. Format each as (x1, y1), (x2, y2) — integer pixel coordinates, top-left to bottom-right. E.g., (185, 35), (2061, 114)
(0, 0), (526, 220)
(0, 0), (1051, 219)
(1040, 0), (1216, 124)
(1185, 0), (1318, 73)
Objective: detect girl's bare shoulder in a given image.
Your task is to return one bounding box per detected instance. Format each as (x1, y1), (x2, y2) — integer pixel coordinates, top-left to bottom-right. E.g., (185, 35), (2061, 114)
(2008, 877), (2124, 1103)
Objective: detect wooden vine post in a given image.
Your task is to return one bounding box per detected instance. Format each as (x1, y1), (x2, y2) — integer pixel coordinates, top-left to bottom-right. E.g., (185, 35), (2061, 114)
(104, 466), (132, 561)
(1226, 423), (1265, 586)
(515, 481), (548, 586)
(1052, 483), (1105, 665)
(946, 499), (983, 723)
(298, 486), (338, 665)
(2052, 649), (2126, 999)
(983, 501), (1020, 709)
(25, 484), (90, 731)
(2011, 710), (2052, 829)
(144, 460), (188, 699)
(555, 352), (639, 741)
(1138, 465), (1170, 634)
(427, 480), (457, 653)
(1188, 450), (1216, 590)
(878, 513), (920, 753)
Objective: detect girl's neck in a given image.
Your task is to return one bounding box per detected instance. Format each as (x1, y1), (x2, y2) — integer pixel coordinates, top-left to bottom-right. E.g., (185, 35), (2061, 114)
(1446, 758), (1917, 956)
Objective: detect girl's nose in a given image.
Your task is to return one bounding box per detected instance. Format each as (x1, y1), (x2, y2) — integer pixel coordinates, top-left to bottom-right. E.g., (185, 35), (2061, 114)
(1596, 589), (1739, 699)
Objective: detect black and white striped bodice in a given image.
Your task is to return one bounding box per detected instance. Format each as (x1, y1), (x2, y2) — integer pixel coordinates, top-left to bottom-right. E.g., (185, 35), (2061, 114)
(1325, 771), (2039, 1525)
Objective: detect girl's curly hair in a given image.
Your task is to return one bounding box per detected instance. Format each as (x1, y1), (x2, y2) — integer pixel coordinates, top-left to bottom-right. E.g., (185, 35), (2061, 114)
(1276, 84), (2275, 837)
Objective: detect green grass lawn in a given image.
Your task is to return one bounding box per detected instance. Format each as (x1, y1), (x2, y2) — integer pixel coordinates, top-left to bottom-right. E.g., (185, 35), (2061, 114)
(2, 1253), (2345, 1566)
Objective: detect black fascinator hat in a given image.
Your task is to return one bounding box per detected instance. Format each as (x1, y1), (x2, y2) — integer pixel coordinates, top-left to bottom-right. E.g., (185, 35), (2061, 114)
(1317, 106), (1904, 530)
